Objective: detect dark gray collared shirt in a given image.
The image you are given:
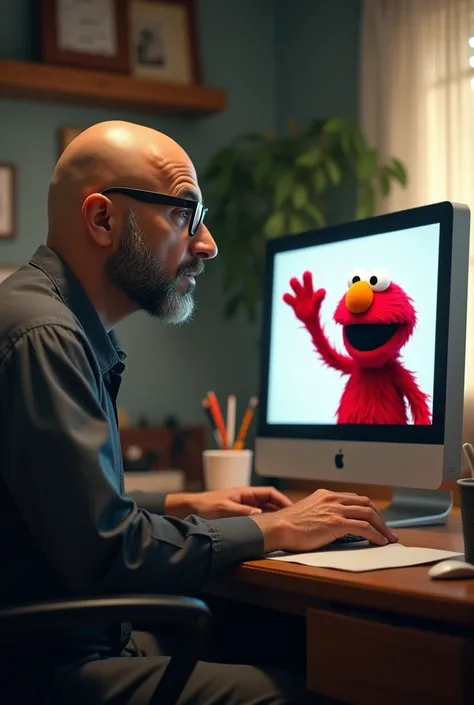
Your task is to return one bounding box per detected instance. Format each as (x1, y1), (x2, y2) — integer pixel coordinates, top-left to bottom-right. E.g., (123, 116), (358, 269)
(0, 245), (263, 658)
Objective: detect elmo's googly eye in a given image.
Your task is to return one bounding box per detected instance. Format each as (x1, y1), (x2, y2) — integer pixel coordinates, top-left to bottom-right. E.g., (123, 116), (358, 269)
(347, 269), (368, 288)
(368, 269), (391, 292)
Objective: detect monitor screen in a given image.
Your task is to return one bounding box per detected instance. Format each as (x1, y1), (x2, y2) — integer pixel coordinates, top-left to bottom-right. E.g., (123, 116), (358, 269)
(259, 205), (454, 446)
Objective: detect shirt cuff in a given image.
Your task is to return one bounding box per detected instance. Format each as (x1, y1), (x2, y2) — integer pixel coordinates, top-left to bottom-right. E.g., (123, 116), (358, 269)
(127, 490), (167, 515)
(204, 516), (265, 573)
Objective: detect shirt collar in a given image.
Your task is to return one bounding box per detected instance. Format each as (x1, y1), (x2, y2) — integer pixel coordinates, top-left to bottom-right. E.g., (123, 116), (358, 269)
(29, 245), (126, 375)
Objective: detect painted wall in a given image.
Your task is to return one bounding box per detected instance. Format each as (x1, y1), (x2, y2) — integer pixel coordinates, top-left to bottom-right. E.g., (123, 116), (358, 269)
(275, 0), (361, 129)
(275, 0), (362, 225)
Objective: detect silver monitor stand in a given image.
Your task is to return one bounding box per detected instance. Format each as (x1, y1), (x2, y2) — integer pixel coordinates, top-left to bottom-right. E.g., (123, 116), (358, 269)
(381, 487), (453, 528)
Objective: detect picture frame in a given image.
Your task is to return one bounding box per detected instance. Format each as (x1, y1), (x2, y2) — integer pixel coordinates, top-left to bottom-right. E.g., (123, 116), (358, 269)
(0, 165), (16, 240)
(40, 0), (130, 73)
(59, 126), (86, 154)
(128, 0), (201, 84)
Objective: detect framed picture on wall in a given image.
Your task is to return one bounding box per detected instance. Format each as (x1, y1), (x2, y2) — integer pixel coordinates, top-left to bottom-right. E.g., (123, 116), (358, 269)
(40, 0), (130, 72)
(59, 126), (86, 154)
(129, 0), (201, 84)
(0, 165), (16, 240)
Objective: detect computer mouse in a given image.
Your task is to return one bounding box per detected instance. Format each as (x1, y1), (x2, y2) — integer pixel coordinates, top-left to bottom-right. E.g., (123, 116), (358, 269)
(428, 559), (474, 580)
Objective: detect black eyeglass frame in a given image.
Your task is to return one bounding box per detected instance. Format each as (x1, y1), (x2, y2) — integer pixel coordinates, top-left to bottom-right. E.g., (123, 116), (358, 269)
(100, 186), (208, 237)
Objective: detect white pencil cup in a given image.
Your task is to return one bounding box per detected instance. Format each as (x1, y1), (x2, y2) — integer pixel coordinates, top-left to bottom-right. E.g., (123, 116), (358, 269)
(202, 449), (253, 491)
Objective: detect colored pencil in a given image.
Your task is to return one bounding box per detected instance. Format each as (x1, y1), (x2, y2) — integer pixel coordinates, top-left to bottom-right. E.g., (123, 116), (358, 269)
(201, 398), (224, 448)
(234, 396), (259, 450)
(206, 391), (228, 449)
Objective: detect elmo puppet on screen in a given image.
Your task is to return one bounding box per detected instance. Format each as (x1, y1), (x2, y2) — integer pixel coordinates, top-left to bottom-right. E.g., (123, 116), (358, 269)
(283, 268), (432, 425)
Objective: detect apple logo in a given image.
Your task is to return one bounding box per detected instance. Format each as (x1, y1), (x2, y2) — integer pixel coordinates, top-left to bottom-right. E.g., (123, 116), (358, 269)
(334, 449), (344, 469)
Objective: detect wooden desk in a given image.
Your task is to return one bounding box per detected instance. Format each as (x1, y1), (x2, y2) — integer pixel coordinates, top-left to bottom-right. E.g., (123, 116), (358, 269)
(205, 509), (474, 705)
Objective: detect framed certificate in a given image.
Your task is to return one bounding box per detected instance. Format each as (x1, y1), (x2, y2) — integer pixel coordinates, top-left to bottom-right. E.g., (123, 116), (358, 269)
(40, 0), (130, 72)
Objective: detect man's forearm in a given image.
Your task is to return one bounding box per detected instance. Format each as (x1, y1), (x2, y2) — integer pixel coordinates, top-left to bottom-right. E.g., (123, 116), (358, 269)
(163, 492), (196, 518)
(127, 491), (195, 518)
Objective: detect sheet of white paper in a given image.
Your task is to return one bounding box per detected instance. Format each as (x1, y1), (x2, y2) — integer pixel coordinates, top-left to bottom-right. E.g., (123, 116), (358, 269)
(265, 543), (463, 572)
(57, 0), (117, 57)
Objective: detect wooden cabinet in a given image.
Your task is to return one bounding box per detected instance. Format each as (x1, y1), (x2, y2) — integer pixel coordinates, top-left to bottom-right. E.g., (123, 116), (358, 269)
(306, 607), (471, 705)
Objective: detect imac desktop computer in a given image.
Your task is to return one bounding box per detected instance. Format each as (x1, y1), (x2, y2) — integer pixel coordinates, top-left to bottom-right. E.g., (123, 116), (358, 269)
(254, 201), (471, 528)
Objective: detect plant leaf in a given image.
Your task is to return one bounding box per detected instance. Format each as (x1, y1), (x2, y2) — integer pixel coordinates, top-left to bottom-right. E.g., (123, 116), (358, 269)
(263, 211), (287, 238)
(202, 116), (408, 325)
(356, 148), (378, 181)
(274, 172), (294, 208)
(313, 169), (327, 193)
(389, 158), (408, 186)
(288, 214), (307, 233)
(296, 146), (323, 168)
(323, 118), (346, 134)
(292, 183), (308, 210)
(326, 157), (342, 185)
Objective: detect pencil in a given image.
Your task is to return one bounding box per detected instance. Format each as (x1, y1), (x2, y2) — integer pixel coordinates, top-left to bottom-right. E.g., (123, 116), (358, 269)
(226, 394), (236, 448)
(234, 396), (258, 450)
(206, 391), (228, 450)
(201, 398), (224, 449)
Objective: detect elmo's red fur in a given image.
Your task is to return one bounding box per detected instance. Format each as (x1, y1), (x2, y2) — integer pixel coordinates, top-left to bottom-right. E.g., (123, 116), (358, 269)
(283, 270), (431, 425)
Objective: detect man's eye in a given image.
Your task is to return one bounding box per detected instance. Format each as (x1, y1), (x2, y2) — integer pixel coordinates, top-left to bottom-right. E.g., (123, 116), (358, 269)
(175, 209), (192, 224)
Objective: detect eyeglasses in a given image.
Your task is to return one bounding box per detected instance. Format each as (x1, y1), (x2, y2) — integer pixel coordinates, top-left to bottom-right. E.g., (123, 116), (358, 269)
(100, 186), (208, 237)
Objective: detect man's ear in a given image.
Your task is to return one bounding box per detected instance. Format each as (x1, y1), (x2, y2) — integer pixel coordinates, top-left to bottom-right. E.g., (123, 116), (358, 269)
(82, 193), (117, 247)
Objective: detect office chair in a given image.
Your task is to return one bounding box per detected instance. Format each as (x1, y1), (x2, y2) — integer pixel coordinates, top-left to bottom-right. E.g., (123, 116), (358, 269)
(0, 594), (212, 705)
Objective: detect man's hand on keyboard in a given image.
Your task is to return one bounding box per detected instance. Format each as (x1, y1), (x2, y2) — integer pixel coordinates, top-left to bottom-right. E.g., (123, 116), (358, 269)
(251, 488), (398, 553)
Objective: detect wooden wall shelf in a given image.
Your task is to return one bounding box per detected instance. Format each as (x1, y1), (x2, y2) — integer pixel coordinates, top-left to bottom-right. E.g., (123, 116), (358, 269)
(0, 60), (227, 116)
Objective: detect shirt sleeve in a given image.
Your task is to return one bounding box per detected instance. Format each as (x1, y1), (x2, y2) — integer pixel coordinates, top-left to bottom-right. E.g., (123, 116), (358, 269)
(127, 490), (167, 515)
(0, 324), (264, 597)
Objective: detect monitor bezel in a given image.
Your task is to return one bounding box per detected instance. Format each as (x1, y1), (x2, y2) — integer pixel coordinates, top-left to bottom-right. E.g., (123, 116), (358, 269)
(258, 201), (455, 445)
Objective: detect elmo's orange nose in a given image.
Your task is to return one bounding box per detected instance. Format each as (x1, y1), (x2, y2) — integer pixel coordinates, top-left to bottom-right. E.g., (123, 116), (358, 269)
(345, 280), (373, 314)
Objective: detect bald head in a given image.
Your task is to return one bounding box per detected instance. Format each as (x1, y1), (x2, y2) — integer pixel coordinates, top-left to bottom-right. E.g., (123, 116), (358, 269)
(45, 120), (216, 328)
(48, 120), (197, 234)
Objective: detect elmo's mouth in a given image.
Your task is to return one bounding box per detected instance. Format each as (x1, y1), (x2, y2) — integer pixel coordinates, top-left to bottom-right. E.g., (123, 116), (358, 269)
(344, 323), (401, 352)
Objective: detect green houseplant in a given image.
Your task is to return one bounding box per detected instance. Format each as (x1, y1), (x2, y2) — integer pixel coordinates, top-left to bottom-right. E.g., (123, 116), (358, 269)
(202, 118), (408, 322)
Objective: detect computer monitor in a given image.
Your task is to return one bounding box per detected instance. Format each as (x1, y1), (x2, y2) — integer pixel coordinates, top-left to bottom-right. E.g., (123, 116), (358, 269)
(255, 202), (471, 527)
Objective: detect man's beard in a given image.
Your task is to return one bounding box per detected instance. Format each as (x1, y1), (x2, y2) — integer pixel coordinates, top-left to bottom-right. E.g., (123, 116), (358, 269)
(106, 210), (203, 324)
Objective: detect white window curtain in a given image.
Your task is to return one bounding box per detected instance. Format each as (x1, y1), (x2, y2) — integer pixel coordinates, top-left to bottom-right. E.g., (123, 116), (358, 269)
(360, 0), (474, 214)
(360, 0), (474, 448)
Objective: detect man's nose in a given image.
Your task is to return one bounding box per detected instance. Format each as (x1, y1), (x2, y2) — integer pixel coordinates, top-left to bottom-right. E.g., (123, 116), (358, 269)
(190, 224), (218, 259)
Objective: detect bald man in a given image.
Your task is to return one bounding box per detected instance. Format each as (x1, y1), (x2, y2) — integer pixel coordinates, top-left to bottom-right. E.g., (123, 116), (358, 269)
(0, 121), (394, 704)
